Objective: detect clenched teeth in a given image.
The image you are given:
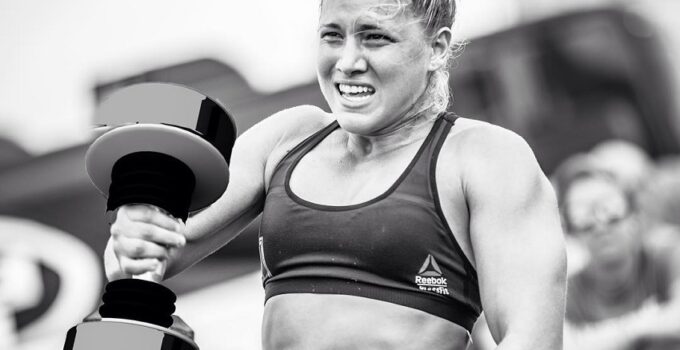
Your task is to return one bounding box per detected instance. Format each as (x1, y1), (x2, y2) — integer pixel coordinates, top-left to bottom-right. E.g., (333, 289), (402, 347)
(338, 84), (375, 95)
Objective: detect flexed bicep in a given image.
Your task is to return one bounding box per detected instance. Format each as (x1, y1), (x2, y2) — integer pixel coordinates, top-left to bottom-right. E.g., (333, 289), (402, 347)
(462, 125), (566, 349)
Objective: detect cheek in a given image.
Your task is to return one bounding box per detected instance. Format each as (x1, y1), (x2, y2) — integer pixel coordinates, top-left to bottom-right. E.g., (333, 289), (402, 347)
(391, 49), (429, 79)
(316, 48), (336, 77)
(396, 44), (430, 72)
(374, 56), (423, 88)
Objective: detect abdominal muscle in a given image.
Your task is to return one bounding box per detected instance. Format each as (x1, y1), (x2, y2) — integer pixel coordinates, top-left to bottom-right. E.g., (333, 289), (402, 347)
(261, 293), (471, 350)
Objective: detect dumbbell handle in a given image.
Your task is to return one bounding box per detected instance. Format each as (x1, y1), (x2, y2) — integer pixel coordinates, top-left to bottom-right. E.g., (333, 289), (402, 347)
(134, 261), (167, 283)
(134, 204), (179, 283)
(110, 204), (178, 283)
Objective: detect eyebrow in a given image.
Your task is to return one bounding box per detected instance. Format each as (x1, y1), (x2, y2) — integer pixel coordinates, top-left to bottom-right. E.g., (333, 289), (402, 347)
(318, 22), (389, 33)
(319, 23), (341, 31)
(357, 23), (382, 32)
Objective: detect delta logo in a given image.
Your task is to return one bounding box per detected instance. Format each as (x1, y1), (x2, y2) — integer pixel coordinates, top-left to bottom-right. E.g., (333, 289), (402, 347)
(415, 254), (450, 295)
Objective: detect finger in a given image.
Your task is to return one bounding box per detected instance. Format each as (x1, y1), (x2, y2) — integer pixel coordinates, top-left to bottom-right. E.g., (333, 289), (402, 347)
(112, 222), (185, 247)
(105, 241), (131, 281)
(121, 204), (184, 232)
(105, 262), (131, 282)
(113, 236), (170, 260)
(118, 257), (163, 276)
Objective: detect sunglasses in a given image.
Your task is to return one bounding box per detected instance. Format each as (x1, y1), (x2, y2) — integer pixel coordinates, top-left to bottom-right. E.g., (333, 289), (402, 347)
(567, 208), (634, 237)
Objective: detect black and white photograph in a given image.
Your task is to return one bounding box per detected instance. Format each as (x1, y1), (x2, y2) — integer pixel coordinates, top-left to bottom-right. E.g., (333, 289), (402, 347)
(2, 0), (680, 349)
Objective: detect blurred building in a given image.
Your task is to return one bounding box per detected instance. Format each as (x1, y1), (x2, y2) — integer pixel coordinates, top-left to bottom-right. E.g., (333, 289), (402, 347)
(452, 7), (680, 172)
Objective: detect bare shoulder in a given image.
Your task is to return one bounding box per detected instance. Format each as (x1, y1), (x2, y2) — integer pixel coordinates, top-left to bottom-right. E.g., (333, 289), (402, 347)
(440, 118), (540, 173)
(267, 105), (334, 149)
(235, 105), (332, 158)
(440, 117), (549, 200)
(231, 105), (333, 188)
(444, 118), (537, 165)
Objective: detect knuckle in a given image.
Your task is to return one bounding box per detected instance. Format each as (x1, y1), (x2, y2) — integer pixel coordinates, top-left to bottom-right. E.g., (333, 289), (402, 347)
(139, 227), (154, 240)
(141, 208), (154, 221)
(145, 243), (160, 256)
(110, 224), (122, 237)
(111, 239), (123, 253)
(127, 205), (151, 222)
(176, 234), (186, 247)
(133, 243), (145, 257)
(123, 258), (157, 275)
(119, 205), (133, 219)
(118, 258), (134, 274)
(174, 221), (185, 234)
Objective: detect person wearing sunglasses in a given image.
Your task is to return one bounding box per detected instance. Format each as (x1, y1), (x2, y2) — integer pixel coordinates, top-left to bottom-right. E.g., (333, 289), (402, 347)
(553, 155), (680, 350)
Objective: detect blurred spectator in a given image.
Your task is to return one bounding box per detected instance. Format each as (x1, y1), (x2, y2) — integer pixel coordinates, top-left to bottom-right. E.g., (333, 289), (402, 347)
(639, 156), (680, 229)
(590, 139), (654, 193)
(589, 140), (680, 248)
(553, 154), (680, 350)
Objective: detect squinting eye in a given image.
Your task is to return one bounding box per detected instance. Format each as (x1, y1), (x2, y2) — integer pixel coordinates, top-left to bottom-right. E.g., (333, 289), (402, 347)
(364, 34), (393, 43)
(321, 32), (343, 42)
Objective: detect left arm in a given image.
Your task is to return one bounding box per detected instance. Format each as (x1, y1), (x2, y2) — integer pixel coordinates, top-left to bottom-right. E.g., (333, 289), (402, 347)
(460, 125), (567, 349)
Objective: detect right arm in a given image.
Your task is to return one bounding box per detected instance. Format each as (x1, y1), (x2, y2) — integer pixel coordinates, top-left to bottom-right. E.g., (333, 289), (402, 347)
(105, 105), (329, 281)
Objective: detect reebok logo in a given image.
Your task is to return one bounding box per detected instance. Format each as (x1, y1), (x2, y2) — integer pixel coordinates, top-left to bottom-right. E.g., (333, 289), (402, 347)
(415, 254), (449, 295)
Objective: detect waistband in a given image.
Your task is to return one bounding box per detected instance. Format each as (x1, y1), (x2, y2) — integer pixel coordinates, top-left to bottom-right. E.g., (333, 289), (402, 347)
(264, 277), (479, 332)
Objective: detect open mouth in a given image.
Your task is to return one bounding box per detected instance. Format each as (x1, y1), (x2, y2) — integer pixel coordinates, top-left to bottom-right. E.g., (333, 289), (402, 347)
(336, 83), (376, 101)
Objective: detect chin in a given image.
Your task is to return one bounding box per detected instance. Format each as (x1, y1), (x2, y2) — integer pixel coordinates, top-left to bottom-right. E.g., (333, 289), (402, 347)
(333, 111), (382, 135)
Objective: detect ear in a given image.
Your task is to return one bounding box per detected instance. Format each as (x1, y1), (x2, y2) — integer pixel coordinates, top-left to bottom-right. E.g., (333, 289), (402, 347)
(428, 27), (453, 72)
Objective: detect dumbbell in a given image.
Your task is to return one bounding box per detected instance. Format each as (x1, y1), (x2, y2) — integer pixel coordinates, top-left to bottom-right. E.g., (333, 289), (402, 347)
(63, 82), (236, 350)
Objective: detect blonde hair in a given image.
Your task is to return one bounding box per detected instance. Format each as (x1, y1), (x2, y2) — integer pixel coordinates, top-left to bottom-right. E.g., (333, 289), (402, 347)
(405, 0), (459, 117)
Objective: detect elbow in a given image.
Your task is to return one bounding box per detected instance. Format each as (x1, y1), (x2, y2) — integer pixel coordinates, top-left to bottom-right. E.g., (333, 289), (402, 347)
(496, 332), (564, 350)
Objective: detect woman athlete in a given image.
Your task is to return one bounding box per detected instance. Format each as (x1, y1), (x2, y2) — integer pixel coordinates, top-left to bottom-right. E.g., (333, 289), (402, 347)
(106, 0), (567, 349)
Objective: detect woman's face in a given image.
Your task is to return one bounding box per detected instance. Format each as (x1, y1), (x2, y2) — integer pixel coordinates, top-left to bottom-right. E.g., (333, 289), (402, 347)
(317, 0), (433, 135)
(564, 177), (641, 271)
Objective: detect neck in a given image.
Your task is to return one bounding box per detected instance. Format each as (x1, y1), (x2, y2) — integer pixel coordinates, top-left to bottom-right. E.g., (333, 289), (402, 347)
(345, 112), (437, 159)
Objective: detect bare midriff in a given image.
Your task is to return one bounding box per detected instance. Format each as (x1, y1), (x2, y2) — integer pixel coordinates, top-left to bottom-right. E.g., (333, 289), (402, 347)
(262, 293), (471, 350)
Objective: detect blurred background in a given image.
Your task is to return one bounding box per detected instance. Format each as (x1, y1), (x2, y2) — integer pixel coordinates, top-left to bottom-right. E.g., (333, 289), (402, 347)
(2, 0), (680, 349)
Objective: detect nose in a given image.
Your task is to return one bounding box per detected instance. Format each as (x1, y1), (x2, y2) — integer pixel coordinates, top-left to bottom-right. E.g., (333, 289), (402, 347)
(335, 40), (367, 76)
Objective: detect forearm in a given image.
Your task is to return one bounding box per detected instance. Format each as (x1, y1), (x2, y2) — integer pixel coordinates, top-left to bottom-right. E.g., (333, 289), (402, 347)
(103, 206), (258, 281)
(164, 201), (262, 279)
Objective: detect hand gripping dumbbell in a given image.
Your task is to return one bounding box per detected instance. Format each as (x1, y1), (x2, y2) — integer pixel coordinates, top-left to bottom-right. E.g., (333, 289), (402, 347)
(63, 82), (236, 350)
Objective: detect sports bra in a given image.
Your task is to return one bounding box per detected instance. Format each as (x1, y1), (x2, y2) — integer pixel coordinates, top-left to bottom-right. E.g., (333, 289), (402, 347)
(258, 113), (482, 332)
